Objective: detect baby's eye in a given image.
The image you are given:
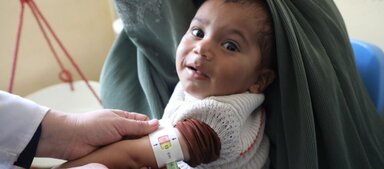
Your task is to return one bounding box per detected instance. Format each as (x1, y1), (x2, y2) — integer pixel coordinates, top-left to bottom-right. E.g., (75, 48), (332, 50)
(222, 41), (239, 52)
(191, 27), (204, 38)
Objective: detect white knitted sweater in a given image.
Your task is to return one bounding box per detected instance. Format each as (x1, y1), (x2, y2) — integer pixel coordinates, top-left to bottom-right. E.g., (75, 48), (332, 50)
(162, 83), (269, 169)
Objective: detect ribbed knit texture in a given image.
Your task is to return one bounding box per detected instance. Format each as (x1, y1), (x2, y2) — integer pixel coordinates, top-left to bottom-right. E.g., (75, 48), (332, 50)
(163, 83), (269, 169)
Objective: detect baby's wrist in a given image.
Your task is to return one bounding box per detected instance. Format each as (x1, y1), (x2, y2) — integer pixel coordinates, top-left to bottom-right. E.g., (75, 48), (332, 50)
(149, 119), (185, 168)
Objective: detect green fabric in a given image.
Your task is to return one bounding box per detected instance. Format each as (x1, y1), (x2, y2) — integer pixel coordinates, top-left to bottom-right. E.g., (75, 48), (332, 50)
(100, 0), (384, 168)
(100, 0), (196, 118)
(264, 0), (384, 168)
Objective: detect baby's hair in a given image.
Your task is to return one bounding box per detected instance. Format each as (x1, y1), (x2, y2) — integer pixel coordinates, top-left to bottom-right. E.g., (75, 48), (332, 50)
(226, 0), (275, 70)
(193, 0), (276, 70)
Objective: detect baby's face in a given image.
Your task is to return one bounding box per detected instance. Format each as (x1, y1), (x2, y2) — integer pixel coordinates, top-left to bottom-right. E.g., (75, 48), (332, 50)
(176, 0), (266, 99)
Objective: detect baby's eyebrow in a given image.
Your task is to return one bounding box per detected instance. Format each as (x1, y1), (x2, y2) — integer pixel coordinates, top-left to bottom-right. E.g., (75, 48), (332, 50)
(226, 29), (249, 46)
(193, 17), (210, 25)
(228, 29), (246, 42)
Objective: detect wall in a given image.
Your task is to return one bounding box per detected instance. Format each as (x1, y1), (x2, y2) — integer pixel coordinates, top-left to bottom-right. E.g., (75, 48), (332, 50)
(0, 0), (116, 96)
(334, 0), (384, 49)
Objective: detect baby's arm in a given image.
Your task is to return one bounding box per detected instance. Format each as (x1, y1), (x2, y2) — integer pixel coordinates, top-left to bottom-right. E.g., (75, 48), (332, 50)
(59, 119), (219, 169)
(59, 131), (189, 169)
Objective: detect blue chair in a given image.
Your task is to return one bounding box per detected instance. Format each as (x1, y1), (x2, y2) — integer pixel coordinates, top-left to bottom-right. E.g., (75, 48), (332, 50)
(351, 39), (384, 115)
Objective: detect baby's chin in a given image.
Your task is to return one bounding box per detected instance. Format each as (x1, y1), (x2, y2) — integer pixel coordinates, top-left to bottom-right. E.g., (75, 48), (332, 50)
(183, 88), (211, 100)
(186, 91), (208, 100)
(185, 91), (229, 100)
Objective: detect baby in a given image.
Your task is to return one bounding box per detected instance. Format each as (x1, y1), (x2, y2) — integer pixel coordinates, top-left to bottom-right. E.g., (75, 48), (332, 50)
(60, 0), (275, 168)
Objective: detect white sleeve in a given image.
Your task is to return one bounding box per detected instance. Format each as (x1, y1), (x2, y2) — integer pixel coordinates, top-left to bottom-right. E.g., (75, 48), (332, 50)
(0, 91), (49, 168)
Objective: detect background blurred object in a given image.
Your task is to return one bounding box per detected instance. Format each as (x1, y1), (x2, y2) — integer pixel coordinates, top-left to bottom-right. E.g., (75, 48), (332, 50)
(351, 39), (384, 115)
(25, 80), (102, 112)
(0, 0), (116, 96)
(335, 0), (384, 49)
(0, 1), (114, 168)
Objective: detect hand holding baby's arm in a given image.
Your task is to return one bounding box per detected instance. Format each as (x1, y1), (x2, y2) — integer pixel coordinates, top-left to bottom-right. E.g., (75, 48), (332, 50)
(58, 119), (219, 169)
(57, 128), (189, 169)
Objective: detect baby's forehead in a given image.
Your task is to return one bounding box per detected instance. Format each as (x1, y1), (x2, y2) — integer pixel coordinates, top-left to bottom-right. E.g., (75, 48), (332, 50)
(197, 1), (269, 27)
(196, 0), (271, 41)
(204, 2), (268, 26)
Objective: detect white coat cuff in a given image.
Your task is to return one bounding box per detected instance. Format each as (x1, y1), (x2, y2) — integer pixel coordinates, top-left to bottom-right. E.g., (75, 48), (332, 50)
(0, 91), (49, 166)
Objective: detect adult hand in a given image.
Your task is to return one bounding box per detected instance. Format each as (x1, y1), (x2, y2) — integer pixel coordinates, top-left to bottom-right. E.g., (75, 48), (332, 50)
(36, 109), (159, 160)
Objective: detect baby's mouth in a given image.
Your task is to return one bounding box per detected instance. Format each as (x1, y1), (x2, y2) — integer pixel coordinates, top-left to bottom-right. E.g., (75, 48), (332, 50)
(187, 65), (209, 79)
(187, 66), (197, 71)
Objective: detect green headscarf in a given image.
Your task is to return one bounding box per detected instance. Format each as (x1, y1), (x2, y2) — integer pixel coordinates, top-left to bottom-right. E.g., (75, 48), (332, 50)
(265, 0), (384, 168)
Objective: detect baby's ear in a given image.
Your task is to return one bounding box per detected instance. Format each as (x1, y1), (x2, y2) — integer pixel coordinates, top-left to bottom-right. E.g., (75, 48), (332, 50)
(249, 69), (275, 93)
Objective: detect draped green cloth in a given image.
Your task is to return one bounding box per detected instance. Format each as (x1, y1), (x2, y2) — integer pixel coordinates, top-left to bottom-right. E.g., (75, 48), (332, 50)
(100, 0), (384, 168)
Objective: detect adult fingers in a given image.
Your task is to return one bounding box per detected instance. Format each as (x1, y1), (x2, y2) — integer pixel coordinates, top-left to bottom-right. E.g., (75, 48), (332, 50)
(126, 112), (150, 121)
(118, 118), (159, 136)
(111, 110), (149, 121)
